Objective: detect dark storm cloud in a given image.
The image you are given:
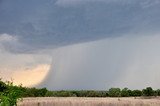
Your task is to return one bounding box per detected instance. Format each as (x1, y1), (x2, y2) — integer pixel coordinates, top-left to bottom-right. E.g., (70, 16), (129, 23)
(0, 0), (160, 52)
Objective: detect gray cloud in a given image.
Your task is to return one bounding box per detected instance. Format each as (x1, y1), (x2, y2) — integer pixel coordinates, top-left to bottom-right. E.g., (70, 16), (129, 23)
(0, 0), (160, 53)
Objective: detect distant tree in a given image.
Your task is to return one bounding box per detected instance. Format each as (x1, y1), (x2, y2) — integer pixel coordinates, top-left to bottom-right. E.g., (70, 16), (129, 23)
(37, 88), (48, 97)
(45, 91), (55, 97)
(132, 90), (142, 97)
(156, 89), (160, 96)
(153, 90), (158, 97)
(23, 87), (48, 97)
(108, 88), (121, 97)
(57, 91), (72, 97)
(98, 91), (109, 97)
(127, 89), (133, 96)
(25, 88), (37, 97)
(142, 87), (154, 96)
(86, 91), (103, 97)
(75, 90), (88, 97)
(121, 88), (129, 97)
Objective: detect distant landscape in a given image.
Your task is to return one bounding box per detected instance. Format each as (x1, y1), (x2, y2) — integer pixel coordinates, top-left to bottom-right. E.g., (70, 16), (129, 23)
(1, 79), (160, 106)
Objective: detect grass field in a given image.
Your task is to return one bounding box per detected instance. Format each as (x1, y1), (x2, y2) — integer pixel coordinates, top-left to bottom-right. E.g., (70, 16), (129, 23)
(17, 97), (160, 106)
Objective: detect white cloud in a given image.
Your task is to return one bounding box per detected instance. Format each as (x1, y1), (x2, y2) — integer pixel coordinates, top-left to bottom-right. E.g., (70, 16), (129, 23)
(0, 33), (17, 42)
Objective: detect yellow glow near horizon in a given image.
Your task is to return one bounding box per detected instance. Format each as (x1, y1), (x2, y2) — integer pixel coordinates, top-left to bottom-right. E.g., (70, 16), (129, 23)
(0, 64), (50, 87)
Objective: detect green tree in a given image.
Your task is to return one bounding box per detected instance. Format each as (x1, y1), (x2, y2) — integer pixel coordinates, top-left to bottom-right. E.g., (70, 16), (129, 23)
(86, 91), (100, 97)
(45, 91), (55, 97)
(108, 88), (121, 97)
(121, 88), (129, 97)
(75, 90), (88, 97)
(37, 88), (48, 97)
(142, 87), (154, 96)
(132, 90), (142, 97)
(127, 89), (133, 96)
(97, 91), (108, 97)
(156, 89), (160, 96)
(57, 91), (72, 97)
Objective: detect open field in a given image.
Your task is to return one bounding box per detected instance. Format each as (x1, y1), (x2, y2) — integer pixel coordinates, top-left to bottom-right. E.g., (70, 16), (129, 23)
(17, 97), (160, 106)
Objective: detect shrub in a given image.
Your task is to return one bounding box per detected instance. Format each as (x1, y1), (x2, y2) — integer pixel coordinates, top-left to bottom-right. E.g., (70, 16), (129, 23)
(0, 80), (7, 92)
(0, 81), (22, 106)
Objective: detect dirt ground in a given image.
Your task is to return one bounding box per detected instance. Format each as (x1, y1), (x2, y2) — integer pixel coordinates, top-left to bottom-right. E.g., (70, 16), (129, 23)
(17, 97), (160, 106)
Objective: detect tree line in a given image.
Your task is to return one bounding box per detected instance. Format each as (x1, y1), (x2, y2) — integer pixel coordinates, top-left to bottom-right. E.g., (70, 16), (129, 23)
(45, 87), (160, 97)
(1, 79), (160, 105)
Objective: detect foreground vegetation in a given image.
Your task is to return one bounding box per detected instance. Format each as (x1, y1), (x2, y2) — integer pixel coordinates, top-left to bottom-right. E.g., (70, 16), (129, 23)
(0, 79), (160, 105)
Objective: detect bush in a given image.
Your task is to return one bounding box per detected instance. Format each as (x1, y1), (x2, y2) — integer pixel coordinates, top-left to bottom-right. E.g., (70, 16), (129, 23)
(0, 80), (7, 92)
(0, 81), (23, 106)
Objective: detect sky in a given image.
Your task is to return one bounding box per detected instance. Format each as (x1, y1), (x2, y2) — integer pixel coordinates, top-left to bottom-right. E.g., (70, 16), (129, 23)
(0, 0), (160, 90)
